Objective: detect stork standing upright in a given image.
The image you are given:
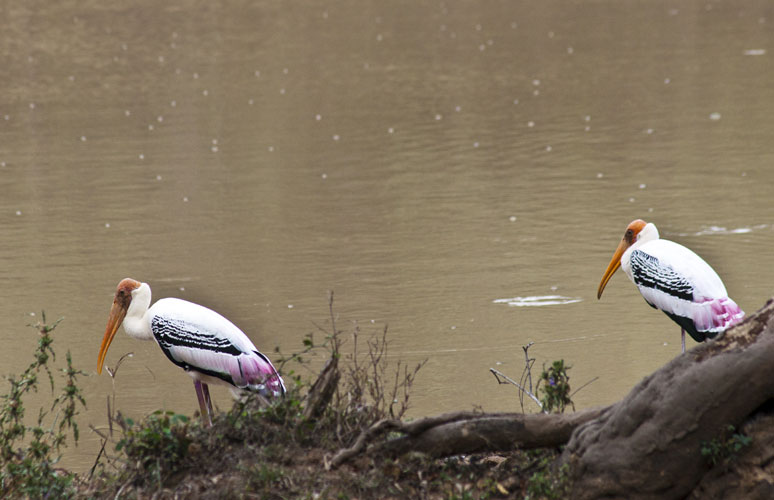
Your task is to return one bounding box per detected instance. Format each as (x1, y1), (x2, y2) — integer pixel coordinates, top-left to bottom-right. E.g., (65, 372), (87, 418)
(97, 278), (285, 425)
(597, 220), (744, 352)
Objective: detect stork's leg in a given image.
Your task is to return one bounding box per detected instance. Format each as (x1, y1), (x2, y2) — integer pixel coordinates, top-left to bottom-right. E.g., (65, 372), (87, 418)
(193, 380), (212, 427)
(202, 382), (214, 422)
(681, 329), (686, 354)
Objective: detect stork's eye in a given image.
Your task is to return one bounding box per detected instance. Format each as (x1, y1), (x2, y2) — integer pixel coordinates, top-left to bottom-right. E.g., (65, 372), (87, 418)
(626, 229), (633, 237)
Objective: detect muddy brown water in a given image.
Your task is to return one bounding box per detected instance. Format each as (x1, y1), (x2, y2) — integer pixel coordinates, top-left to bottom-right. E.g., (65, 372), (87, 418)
(3, 0), (774, 470)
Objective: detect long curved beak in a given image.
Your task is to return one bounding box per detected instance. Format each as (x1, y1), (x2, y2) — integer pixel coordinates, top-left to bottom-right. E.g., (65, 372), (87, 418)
(97, 300), (128, 374)
(597, 239), (628, 299)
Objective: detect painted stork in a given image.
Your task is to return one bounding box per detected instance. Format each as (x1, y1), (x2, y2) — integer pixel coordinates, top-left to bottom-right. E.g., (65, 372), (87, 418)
(97, 278), (285, 425)
(597, 219), (744, 352)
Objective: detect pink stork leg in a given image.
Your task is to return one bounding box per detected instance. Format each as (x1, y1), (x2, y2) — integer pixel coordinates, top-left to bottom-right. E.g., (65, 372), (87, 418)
(193, 380), (213, 427)
(202, 383), (214, 420)
(681, 329), (686, 354)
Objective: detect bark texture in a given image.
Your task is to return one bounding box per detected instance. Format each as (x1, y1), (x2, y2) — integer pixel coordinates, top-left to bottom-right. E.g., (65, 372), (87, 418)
(561, 298), (774, 499)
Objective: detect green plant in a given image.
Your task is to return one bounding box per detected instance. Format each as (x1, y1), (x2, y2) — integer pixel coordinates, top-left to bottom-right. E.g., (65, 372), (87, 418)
(538, 360), (573, 413)
(115, 410), (191, 486)
(525, 459), (570, 500)
(0, 313), (86, 498)
(701, 425), (752, 466)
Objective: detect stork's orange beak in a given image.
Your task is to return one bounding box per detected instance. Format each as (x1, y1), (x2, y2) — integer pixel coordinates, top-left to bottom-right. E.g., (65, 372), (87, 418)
(97, 300), (128, 374)
(597, 239), (628, 299)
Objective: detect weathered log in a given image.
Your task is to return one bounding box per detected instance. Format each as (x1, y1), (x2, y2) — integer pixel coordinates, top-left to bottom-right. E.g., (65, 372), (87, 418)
(561, 299), (774, 499)
(328, 407), (606, 467)
(377, 407), (606, 458)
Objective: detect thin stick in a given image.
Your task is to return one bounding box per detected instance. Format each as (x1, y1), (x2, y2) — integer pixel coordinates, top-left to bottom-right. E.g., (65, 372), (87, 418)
(490, 367), (543, 409)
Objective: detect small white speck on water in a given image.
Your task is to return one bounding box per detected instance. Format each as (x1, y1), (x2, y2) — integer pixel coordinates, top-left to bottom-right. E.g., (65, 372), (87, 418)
(121, 43), (128, 51)
(179, 287), (186, 292)
(513, 99), (519, 105)
(0, 161), (6, 167)
(3, 115), (9, 120)
(664, 77), (671, 84)
(450, 325), (457, 330)
(475, 23), (482, 31)
(435, 114), (443, 121)
(156, 175), (162, 181)
(639, 183), (647, 189)
(532, 79), (541, 86)
(279, 88), (285, 95)
(567, 46), (574, 54)
(211, 146), (218, 152)
(596, 172), (604, 178)
(646, 128), (654, 134)
(105, 223), (110, 228)
(321, 173), (328, 179)
(332, 134), (340, 141)
(584, 115), (591, 122)
(170, 100), (176, 107)
(248, 99), (254, 105)
(68, 75), (75, 82)
(479, 44), (486, 52)
(124, 110), (131, 116)
(170, 42), (176, 49)
(80, 135), (87, 142)
(282, 67), (289, 74)
(545, 145), (552, 152)
(212, 138), (218, 145)
(487, 39), (494, 46)
(550, 285), (558, 291)
(648, 207), (654, 212)
(511, 22), (518, 29)
(376, 34), (383, 42)
(742, 172), (747, 177)
(455, 105), (462, 112)
(315, 114), (322, 121)
(157, 116), (164, 123)
(709, 112), (722, 121)
(509, 216), (517, 222)
(287, 304), (294, 309)
(585, 126), (591, 131)
(473, 141), (480, 148)
(387, 127), (394, 134)
(268, 146), (274, 152)
(29, 102), (36, 110)
(527, 121), (535, 127)
(158, 55), (165, 63)
(193, 72), (199, 79)
(183, 196), (189, 202)
(139, 153), (145, 160)
(15, 211), (21, 216)
(148, 124), (154, 131)
(548, 31), (555, 38)
(202, 89), (209, 96)
(629, 197), (635, 203)
(533, 89), (540, 96)
(254, 70), (261, 77)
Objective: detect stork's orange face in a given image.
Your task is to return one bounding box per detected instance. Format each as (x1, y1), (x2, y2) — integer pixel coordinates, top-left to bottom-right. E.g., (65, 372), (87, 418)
(597, 220), (647, 299)
(97, 278), (142, 373)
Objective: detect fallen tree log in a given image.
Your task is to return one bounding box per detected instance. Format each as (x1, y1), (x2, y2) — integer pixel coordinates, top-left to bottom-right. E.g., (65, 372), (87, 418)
(328, 407), (605, 468)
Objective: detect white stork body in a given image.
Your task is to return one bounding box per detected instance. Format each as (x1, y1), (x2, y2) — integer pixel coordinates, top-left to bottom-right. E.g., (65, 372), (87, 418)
(98, 279), (285, 425)
(598, 220), (744, 352)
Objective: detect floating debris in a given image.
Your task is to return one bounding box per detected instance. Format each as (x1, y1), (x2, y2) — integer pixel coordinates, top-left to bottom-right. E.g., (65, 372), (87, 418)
(743, 49), (766, 56)
(493, 295), (582, 307)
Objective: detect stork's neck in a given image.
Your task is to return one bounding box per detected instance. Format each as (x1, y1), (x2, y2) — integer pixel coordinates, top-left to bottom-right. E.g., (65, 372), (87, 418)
(123, 282), (154, 341)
